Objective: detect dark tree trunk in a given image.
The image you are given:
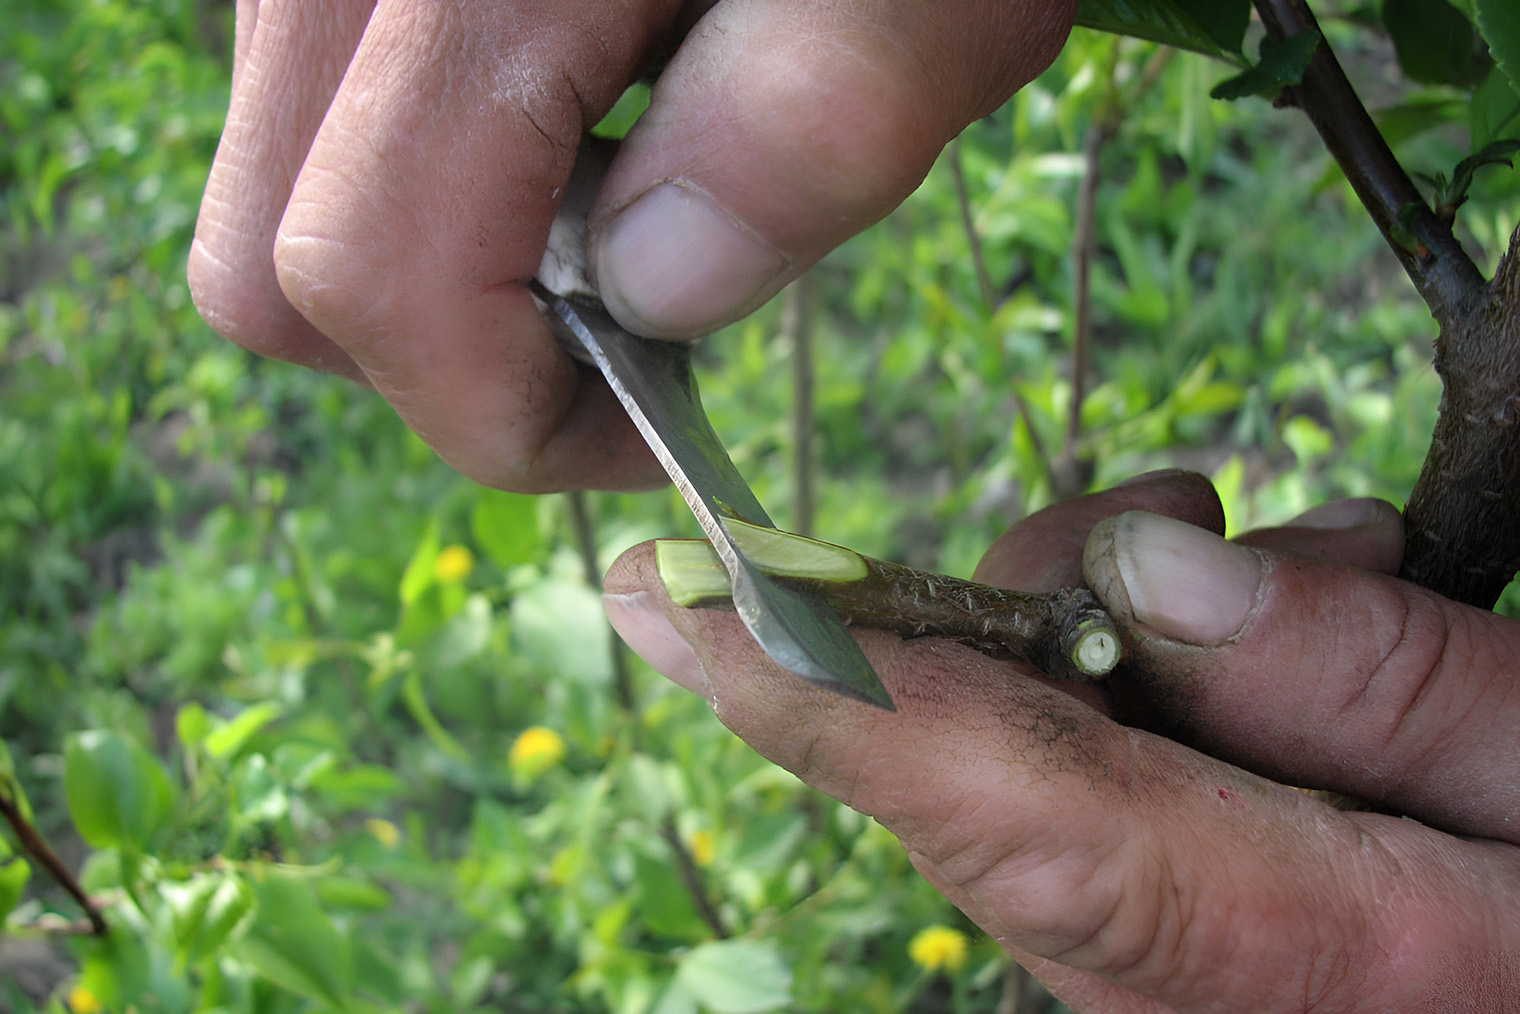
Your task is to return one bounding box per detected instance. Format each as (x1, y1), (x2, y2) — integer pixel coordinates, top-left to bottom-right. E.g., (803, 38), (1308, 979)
(1401, 225), (1520, 607)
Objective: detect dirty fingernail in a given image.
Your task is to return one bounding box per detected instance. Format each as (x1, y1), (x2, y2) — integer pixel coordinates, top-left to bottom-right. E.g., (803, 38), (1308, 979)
(1084, 511), (1261, 645)
(603, 590), (711, 697)
(595, 181), (789, 339)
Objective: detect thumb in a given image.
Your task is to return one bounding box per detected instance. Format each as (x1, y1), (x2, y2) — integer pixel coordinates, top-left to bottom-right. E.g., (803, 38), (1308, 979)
(1083, 509), (1520, 844)
(589, 0), (1075, 338)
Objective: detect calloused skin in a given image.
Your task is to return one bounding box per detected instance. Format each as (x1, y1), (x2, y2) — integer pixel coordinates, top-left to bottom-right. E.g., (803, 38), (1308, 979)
(604, 471), (1520, 1012)
(188, 0), (1075, 491)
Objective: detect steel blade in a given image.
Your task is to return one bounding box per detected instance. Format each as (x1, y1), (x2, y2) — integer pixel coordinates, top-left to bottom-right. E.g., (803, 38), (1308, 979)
(530, 281), (892, 709)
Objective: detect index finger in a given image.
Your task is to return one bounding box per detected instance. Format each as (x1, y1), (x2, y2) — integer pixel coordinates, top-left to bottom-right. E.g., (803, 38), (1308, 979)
(268, 1), (682, 490)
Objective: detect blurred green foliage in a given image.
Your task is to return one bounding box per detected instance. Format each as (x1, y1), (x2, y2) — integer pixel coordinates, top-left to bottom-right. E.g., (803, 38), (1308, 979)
(1, 1), (1517, 1012)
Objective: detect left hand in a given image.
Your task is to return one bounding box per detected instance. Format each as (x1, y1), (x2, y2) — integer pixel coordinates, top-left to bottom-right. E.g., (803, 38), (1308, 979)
(603, 470), (1520, 1012)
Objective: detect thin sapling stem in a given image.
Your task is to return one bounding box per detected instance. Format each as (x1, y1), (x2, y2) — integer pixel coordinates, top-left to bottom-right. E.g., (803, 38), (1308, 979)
(656, 522), (1120, 683)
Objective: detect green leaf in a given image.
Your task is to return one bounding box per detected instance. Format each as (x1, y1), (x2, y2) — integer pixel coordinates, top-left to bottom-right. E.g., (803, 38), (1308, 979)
(0, 739), (32, 824)
(1075, 0), (1250, 61)
(1211, 31), (1322, 101)
(1477, 0), (1520, 99)
(1377, 97), (1471, 148)
(1447, 138), (1520, 202)
(649, 976), (700, 1014)
(1283, 415), (1334, 464)
(237, 869), (353, 1006)
(423, 593), (493, 670)
(510, 579), (612, 685)
(399, 519), (440, 607)
(0, 857), (30, 923)
(634, 850), (706, 939)
(175, 703), (210, 749)
(317, 875), (393, 911)
(470, 489), (543, 569)
(1471, 64), (1520, 150)
(401, 669), (471, 764)
(64, 730), (174, 851)
(166, 870), (254, 967)
(675, 939), (793, 1014)
(307, 764), (407, 811)
(203, 701), (283, 760)
(1384, 0), (1489, 88)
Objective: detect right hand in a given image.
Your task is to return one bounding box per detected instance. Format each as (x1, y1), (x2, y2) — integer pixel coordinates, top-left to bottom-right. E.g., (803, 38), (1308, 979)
(188, 0), (1077, 492)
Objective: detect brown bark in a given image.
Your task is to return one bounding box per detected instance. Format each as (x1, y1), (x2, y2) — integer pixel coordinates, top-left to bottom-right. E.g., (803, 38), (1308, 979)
(1401, 226), (1520, 606)
(0, 788), (108, 935)
(777, 558), (1120, 682)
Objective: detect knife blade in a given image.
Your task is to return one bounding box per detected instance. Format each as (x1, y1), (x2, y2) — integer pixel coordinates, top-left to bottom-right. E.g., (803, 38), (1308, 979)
(528, 280), (894, 710)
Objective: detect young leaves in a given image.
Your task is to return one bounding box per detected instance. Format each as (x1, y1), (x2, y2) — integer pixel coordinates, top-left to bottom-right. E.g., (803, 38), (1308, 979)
(1415, 138), (1520, 221)
(64, 730), (174, 852)
(1211, 31), (1322, 101)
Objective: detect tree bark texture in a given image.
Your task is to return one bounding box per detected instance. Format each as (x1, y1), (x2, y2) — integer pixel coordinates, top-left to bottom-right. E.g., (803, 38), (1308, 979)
(1401, 224), (1520, 607)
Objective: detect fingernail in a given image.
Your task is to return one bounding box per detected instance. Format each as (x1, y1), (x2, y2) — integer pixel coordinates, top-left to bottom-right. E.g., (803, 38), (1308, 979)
(602, 590), (711, 697)
(595, 181), (789, 338)
(1286, 497), (1397, 530)
(1084, 511), (1261, 645)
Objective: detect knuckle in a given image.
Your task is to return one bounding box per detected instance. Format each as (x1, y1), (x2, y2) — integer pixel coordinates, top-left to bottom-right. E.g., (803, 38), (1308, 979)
(1344, 591), (1456, 765)
(273, 195), (398, 343)
(187, 234), (303, 361)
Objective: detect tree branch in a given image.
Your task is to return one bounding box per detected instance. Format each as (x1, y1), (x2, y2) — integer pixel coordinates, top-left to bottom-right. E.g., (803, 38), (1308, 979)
(658, 815), (729, 939)
(783, 274), (818, 538)
(949, 134), (1060, 491)
(1055, 120), (1109, 499)
(950, 137), (998, 311)
(0, 791), (108, 936)
(1252, 0), (1486, 327)
(567, 491), (636, 711)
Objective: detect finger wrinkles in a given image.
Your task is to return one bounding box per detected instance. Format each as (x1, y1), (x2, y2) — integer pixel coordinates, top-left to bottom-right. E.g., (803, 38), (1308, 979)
(1342, 588), (1450, 765)
(271, 0), (668, 326)
(189, 0), (374, 375)
(1297, 572), (1520, 843)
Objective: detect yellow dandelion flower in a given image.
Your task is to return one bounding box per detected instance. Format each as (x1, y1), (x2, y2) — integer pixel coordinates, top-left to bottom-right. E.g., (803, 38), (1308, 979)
(686, 829), (716, 867)
(68, 985), (104, 1014)
(365, 818), (401, 848)
(508, 726), (566, 778)
(908, 925), (969, 973)
(433, 545), (475, 583)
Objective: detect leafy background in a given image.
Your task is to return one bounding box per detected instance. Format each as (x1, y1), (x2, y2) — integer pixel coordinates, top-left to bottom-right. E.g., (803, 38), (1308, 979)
(1, 0), (1516, 1011)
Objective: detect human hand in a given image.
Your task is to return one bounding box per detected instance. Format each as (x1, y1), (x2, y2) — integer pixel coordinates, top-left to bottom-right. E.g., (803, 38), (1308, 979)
(603, 470), (1520, 1011)
(188, 0), (1075, 491)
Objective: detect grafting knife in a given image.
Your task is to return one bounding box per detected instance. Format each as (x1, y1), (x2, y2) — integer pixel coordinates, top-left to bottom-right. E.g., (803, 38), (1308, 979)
(529, 279), (894, 710)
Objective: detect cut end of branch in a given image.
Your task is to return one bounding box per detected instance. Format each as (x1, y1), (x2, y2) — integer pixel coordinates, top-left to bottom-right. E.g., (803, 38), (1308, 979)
(1069, 623), (1121, 677)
